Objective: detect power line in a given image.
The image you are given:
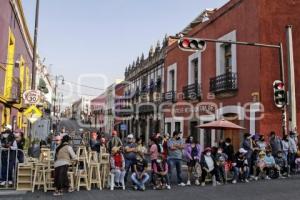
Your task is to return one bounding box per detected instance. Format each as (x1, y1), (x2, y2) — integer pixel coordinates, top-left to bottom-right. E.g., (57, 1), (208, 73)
(64, 80), (106, 91)
(57, 87), (98, 97)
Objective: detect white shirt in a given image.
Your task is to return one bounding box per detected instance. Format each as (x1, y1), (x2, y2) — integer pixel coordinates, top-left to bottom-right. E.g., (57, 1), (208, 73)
(204, 155), (214, 172)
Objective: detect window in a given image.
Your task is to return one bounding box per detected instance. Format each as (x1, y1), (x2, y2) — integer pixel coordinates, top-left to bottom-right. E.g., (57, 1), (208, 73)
(170, 70), (175, 91)
(175, 122), (181, 132)
(193, 59), (199, 84)
(224, 44), (232, 73)
(216, 30), (237, 75)
(166, 122), (171, 134)
(188, 52), (201, 85)
(167, 63), (177, 92)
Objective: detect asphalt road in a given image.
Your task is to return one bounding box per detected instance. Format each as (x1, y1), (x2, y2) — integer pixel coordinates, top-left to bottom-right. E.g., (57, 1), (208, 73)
(1, 175), (300, 200)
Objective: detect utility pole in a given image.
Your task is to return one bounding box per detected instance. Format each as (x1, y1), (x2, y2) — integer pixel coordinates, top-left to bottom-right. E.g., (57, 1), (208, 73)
(286, 25), (297, 133)
(29, 0), (40, 140)
(31, 0), (40, 89)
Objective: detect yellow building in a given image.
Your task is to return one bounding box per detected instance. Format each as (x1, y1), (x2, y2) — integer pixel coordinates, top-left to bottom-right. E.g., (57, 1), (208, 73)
(0, 0), (33, 135)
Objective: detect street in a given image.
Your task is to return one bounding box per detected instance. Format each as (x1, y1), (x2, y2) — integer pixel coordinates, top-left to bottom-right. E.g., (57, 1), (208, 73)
(1, 176), (300, 200)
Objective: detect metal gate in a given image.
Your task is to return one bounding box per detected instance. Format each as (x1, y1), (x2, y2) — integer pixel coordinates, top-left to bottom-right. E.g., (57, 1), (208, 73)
(0, 148), (25, 190)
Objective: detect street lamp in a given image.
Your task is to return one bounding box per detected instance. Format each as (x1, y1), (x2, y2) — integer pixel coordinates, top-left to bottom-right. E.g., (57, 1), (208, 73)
(53, 75), (64, 133)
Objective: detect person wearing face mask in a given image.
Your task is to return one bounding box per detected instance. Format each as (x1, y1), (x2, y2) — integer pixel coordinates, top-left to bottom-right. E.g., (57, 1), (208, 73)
(215, 147), (228, 184)
(167, 131), (185, 186)
(200, 147), (219, 186)
(220, 138), (234, 162)
(264, 149), (277, 179)
(0, 126), (17, 186)
(184, 136), (202, 186)
(288, 131), (298, 172)
(232, 148), (249, 184)
(269, 131), (283, 156)
(242, 133), (254, 179)
(281, 135), (290, 161)
(152, 154), (170, 190)
(275, 150), (289, 177)
(256, 135), (267, 151)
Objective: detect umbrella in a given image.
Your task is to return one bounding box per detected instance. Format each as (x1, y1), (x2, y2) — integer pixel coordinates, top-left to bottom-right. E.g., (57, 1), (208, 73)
(195, 119), (245, 130)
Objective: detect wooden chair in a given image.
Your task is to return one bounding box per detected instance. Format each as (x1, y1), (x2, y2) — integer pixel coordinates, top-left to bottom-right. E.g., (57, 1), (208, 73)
(16, 163), (33, 191)
(32, 163), (47, 192)
(88, 151), (102, 190)
(75, 146), (90, 191)
(99, 153), (110, 189)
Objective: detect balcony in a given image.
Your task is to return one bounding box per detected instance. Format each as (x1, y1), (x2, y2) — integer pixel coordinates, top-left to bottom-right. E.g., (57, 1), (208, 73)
(163, 91), (176, 102)
(7, 77), (21, 104)
(210, 72), (238, 96)
(183, 83), (201, 101)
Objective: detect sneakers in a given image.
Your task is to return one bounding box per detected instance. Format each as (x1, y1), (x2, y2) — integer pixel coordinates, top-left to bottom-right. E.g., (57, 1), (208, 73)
(178, 182), (186, 187)
(133, 186), (138, 190)
(245, 179), (249, 183)
(166, 185), (171, 190)
(186, 180), (191, 186)
(201, 182), (206, 187)
(232, 180), (237, 184)
(8, 181), (13, 186)
(0, 181), (6, 186)
(216, 181), (222, 185)
(141, 185), (146, 191)
(254, 176), (259, 181)
(53, 191), (63, 196)
(265, 176), (271, 180)
(195, 179), (200, 186)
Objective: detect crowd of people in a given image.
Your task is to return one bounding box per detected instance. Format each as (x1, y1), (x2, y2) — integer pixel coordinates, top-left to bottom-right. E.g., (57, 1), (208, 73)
(104, 130), (300, 191)
(1, 124), (300, 196)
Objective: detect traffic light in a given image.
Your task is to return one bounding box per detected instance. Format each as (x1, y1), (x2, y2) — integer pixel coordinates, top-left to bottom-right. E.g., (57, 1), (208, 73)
(273, 80), (286, 108)
(178, 37), (206, 52)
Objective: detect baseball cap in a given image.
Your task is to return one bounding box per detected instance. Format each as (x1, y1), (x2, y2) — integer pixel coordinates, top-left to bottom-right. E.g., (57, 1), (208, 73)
(127, 134), (134, 139)
(239, 148), (248, 154)
(112, 130), (118, 136)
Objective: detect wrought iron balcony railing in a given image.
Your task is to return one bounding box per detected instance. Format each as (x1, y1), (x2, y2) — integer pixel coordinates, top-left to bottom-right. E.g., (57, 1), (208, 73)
(7, 77), (21, 104)
(183, 83), (201, 101)
(162, 91), (176, 102)
(210, 72), (238, 94)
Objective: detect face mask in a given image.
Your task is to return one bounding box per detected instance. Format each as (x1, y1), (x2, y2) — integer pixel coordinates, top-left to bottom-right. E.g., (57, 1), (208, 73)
(225, 143), (230, 146)
(157, 159), (162, 163)
(206, 152), (211, 156)
(217, 150), (222, 154)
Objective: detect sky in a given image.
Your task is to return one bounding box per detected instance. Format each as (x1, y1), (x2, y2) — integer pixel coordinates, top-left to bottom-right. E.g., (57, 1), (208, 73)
(22, 0), (229, 105)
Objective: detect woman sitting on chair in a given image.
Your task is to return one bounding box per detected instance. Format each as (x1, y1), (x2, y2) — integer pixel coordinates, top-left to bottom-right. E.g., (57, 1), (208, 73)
(110, 146), (126, 189)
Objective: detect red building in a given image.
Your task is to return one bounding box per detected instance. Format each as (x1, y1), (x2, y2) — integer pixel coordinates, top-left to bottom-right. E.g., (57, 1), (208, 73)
(163, 0), (300, 149)
(90, 94), (106, 132)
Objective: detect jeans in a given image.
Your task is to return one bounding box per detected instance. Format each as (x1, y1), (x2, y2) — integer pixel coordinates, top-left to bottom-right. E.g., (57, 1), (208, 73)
(1, 150), (16, 182)
(168, 158), (183, 184)
(233, 166), (249, 181)
(153, 173), (170, 185)
(216, 165), (226, 182)
(124, 159), (135, 182)
(201, 168), (218, 183)
(288, 153), (296, 171)
(111, 169), (126, 184)
(131, 172), (150, 189)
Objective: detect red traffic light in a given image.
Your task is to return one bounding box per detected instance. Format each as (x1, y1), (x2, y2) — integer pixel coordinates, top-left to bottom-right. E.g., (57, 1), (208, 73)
(181, 39), (190, 48)
(276, 82), (284, 89)
(178, 37), (206, 52)
(273, 80), (286, 108)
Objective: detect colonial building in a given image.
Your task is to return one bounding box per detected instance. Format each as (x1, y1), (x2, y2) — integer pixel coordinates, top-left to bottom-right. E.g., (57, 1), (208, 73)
(163, 0), (300, 150)
(0, 0), (33, 134)
(121, 38), (168, 144)
(90, 93), (106, 132)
